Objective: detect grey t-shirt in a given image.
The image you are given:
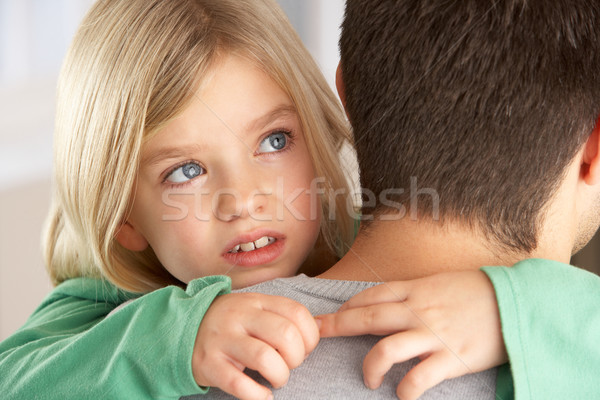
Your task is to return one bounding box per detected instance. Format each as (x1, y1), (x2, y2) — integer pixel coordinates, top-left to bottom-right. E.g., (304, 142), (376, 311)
(186, 275), (498, 399)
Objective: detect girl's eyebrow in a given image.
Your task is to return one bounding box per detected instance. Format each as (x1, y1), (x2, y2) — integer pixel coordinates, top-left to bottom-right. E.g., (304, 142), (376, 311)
(246, 104), (297, 132)
(142, 143), (206, 168)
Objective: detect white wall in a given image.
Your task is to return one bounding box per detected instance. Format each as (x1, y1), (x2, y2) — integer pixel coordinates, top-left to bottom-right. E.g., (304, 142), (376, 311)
(0, 0), (346, 340)
(0, 0), (96, 340)
(278, 0), (345, 94)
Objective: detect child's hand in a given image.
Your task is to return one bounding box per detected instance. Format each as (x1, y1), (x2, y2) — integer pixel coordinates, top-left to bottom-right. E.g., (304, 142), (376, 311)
(192, 292), (319, 400)
(315, 270), (507, 400)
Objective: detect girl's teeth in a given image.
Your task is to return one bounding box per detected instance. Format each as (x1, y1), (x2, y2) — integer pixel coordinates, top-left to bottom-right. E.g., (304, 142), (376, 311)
(229, 236), (275, 253)
(240, 242), (255, 252)
(254, 236), (269, 249)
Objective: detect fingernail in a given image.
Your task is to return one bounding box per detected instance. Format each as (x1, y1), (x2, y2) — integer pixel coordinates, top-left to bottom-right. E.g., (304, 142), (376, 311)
(266, 393), (273, 400)
(363, 376), (372, 389)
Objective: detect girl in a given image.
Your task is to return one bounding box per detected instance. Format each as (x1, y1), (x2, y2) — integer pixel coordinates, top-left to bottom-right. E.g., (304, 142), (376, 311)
(0, 0), (355, 399)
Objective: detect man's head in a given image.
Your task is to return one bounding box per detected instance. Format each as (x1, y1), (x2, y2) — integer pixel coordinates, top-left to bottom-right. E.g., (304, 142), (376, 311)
(339, 0), (600, 254)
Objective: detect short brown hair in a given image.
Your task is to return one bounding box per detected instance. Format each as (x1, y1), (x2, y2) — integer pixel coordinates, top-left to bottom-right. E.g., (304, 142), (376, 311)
(340, 0), (600, 252)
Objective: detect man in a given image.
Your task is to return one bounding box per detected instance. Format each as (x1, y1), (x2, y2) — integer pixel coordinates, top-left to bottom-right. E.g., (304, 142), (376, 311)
(203, 0), (600, 398)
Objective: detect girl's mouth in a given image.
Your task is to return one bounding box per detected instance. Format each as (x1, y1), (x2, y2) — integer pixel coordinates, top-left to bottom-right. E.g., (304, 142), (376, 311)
(222, 234), (285, 267)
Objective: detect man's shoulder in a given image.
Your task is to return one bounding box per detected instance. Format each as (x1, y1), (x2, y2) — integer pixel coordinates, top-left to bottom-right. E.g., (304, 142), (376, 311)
(202, 275), (500, 400)
(235, 275), (380, 315)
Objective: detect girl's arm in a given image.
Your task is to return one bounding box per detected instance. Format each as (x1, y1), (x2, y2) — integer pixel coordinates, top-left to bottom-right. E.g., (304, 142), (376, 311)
(481, 259), (600, 400)
(316, 270), (505, 400)
(317, 259), (600, 399)
(0, 276), (229, 399)
(0, 275), (318, 400)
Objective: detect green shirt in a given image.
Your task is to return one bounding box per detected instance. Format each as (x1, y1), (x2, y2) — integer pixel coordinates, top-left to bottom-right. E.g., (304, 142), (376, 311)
(0, 275), (230, 399)
(483, 259), (600, 400)
(2, 259), (598, 399)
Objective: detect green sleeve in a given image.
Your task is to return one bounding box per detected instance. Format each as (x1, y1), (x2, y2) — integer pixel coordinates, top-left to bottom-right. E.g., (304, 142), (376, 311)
(482, 259), (600, 400)
(0, 275), (231, 399)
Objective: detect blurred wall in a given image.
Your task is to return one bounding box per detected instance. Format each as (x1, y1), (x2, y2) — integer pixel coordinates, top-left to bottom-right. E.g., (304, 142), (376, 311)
(0, 0), (96, 340)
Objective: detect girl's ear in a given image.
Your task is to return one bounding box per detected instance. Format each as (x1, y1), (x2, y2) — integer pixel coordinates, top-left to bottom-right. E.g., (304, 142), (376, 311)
(335, 62), (347, 109)
(115, 221), (148, 252)
(582, 115), (600, 186)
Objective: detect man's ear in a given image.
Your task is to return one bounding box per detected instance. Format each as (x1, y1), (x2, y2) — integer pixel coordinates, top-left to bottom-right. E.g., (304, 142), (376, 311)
(582, 115), (600, 186)
(115, 221), (148, 252)
(335, 62), (347, 110)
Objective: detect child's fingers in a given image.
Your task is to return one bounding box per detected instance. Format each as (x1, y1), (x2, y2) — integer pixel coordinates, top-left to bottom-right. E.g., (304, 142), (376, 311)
(244, 310), (307, 369)
(338, 282), (410, 312)
(362, 330), (437, 390)
(227, 335), (291, 389)
(395, 352), (458, 400)
(258, 295), (320, 356)
(316, 303), (416, 338)
(202, 357), (274, 400)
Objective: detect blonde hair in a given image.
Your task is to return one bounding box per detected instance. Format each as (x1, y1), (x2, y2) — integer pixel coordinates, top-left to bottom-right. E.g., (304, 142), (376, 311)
(44, 0), (355, 293)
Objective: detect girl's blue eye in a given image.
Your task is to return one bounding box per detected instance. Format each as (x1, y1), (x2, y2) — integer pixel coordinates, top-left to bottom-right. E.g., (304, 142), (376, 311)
(258, 131), (289, 153)
(165, 162), (205, 183)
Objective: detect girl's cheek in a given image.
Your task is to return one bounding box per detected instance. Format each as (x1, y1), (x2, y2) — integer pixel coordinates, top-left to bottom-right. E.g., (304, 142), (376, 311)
(159, 190), (215, 222)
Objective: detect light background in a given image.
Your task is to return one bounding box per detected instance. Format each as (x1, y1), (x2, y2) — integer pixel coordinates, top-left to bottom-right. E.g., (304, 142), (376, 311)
(1, 0), (598, 341)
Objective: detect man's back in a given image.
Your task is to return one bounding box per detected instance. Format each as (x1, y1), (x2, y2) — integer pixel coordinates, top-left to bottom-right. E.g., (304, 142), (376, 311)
(194, 275), (497, 399)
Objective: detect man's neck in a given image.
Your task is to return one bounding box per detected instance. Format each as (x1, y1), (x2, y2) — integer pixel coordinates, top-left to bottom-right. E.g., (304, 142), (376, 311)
(318, 217), (569, 282)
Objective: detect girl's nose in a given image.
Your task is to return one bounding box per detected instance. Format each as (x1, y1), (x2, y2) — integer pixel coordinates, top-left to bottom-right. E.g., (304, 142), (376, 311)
(213, 177), (269, 222)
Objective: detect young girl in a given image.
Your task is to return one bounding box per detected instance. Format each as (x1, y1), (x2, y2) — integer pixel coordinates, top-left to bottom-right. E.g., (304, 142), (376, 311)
(0, 0), (355, 399)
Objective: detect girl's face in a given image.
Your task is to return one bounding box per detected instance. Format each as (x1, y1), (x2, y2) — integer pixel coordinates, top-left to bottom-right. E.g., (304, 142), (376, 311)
(121, 55), (321, 289)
